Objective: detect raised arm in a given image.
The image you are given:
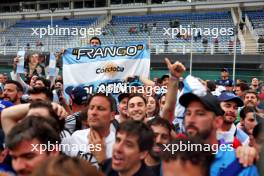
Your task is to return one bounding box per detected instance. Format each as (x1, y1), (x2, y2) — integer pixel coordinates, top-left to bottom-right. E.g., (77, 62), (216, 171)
(162, 58), (185, 123)
(1, 103), (30, 134)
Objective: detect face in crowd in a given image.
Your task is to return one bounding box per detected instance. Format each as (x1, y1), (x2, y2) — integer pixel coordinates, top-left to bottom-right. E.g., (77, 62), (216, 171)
(251, 78), (259, 87)
(235, 86), (243, 97)
(111, 121), (153, 176)
(118, 97), (128, 118)
(240, 107), (258, 135)
(181, 93), (223, 142)
(244, 92), (258, 108)
(87, 95), (114, 131)
(10, 138), (55, 176)
(29, 76), (38, 88)
(6, 117), (60, 176)
(112, 132), (146, 174)
(220, 101), (238, 124)
(0, 74), (4, 84)
(3, 82), (22, 104)
(159, 94), (166, 114)
(146, 96), (158, 118)
(127, 95), (147, 121)
(184, 100), (217, 140)
(148, 119), (171, 161)
(221, 70), (229, 78)
(54, 81), (63, 91)
(90, 38), (101, 47)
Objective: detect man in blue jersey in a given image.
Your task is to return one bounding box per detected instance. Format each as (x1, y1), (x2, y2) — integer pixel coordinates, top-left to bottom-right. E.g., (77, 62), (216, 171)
(179, 92), (259, 176)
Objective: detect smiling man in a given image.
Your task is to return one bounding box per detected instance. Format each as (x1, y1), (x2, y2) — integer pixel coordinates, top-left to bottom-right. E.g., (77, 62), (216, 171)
(127, 94), (147, 121)
(217, 92), (249, 146)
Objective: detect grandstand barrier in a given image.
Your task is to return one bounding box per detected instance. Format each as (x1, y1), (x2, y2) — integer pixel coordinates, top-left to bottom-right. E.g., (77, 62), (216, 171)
(245, 14), (259, 41)
(0, 42), (263, 55)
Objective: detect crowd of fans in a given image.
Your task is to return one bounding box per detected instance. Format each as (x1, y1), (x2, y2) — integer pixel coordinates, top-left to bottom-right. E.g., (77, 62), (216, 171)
(0, 36), (263, 176)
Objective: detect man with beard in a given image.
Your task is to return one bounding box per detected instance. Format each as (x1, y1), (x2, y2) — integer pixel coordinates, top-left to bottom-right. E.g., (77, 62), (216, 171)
(179, 92), (259, 176)
(244, 90), (261, 111)
(2, 80), (23, 105)
(217, 91), (249, 146)
(127, 94), (147, 121)
(145, 118), (172, 176)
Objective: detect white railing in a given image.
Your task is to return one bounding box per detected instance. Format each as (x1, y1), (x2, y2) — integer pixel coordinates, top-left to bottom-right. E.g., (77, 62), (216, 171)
(1, 42), (263, 55)
(237, 7), (242, 21)
(237, 28), (245, 54)
(245, 14), (259, 41)
(231, 8), (238, 26)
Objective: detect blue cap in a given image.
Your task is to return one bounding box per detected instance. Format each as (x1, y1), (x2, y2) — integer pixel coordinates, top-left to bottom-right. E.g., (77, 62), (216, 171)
(0, 100), (13, 112)
(129, 80), (143, 87)
(180, 92), (224, 116)
(221, 68), (229, 72)
(218, 92), (244, 107)
(65, 86), (90, 105)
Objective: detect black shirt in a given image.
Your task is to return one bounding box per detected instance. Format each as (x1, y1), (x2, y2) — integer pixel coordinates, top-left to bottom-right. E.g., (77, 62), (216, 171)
(147, 163), (161, 176)
(102, 159), (155, 176)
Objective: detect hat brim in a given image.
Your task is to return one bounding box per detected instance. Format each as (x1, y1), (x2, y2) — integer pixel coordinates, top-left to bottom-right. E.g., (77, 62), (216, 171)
(223, 97), (244, 107)
(179, 93), (202, 108)
(118, 93), (129, 102)
(180, 92), (224, 116)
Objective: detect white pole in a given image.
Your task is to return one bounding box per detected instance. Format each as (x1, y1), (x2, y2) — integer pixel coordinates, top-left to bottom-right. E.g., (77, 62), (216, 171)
(190, 30), (193, 75)
(232, 34), (237, 85)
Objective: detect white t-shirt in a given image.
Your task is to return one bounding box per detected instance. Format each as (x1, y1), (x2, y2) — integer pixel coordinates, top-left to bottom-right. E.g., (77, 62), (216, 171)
(62, 128), (115, 165)
(217, 124), (249, 146)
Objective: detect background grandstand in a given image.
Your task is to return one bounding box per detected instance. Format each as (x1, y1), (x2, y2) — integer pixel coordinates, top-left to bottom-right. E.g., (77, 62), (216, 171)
(0, 0), (263, 81)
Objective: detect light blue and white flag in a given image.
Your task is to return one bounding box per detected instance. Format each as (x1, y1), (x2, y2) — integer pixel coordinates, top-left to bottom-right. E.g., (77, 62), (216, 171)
(62, 43), (150, 94)
(16, 50), (25, 74)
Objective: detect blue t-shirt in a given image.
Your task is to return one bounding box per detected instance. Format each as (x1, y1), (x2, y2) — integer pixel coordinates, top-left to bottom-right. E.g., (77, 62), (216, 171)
(215, 78), (233, 87)
(211, 148), (259, 176)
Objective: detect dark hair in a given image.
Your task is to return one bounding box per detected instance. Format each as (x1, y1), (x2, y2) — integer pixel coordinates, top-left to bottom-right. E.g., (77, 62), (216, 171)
(155, 78), (162, 85)
(87, 93), (116, 112)
(253, 121), (264, 142)
(244, 89), (258, 100)
(127, 93), (147, 106)
(6, 116), (61, 151)
(147, 117), (172, 134)
(89, 36), (101, 45)
(32, 155), (104, 176)
(28, 87), (53, 101)
(29, 101), (64, 131)
(36, 77), (51, 88)
(236, 82), (250, 92)
(159, 93), (166, 101)
(206, 80), (216, 92)
(55, 80), (63, 85)
(117, 120), (154, 152)
(5, 80), (23, 92)
(161, 75), (169, 82)
(161, 138), (214, 176)
(240, 106), (257, 120)
(146, 95), (160, 117)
